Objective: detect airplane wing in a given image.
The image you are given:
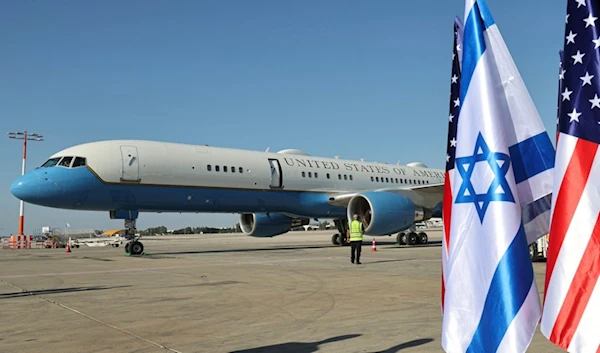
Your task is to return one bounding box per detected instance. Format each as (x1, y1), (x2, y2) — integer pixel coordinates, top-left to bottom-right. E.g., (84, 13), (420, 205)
(327, 182), (444, 209)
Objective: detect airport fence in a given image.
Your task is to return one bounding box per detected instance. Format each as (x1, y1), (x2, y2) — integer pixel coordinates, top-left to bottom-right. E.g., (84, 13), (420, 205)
(1, 235), (58, 250)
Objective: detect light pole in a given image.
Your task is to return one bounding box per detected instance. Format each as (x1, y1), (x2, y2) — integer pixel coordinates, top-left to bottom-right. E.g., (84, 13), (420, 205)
(8, 130), (44, 235)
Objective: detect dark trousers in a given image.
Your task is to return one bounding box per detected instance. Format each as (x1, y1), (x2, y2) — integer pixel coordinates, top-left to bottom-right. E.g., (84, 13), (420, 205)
(350, 240), (362, 262)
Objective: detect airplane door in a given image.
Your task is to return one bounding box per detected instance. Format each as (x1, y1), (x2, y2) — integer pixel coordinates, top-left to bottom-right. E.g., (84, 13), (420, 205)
(120, 145), (140, 182)
(268, 159), (283, 188)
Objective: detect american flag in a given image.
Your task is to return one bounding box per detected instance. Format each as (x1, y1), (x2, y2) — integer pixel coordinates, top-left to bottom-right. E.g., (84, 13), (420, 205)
(441, 16), (462, 313)
(540, 0), (600, 352)
(557, 50), (564, 142)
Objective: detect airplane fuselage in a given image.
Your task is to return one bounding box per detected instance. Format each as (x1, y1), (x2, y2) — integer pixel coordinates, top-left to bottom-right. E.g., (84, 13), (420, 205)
(11, 140), (445, 219)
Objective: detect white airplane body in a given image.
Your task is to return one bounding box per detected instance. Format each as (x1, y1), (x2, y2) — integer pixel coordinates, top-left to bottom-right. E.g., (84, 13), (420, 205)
(10, 140), (445, 255)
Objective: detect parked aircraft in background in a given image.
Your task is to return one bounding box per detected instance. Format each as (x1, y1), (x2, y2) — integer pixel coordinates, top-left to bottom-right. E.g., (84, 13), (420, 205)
(10, 140), (444, 255)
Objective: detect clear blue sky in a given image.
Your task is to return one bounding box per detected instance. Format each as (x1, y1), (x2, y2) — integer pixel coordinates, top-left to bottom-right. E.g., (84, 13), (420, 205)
(0, 0), (566, 234)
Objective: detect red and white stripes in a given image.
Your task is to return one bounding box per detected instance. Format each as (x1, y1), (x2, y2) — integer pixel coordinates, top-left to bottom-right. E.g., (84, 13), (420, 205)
(541, 133), (600, 352)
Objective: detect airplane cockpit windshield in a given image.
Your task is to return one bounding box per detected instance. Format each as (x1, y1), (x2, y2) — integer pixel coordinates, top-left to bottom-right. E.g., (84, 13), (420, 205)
(40, 158), (61, 168)
(39, 156), (87, 169)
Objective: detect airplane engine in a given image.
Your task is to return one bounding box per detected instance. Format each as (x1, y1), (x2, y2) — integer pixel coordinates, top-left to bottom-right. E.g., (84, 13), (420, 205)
(347, 191), (432, 235)
(239, 213), (309, 237)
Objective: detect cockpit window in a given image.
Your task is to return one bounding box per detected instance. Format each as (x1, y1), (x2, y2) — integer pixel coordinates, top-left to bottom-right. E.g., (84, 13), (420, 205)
(40, 158), (61, 168)
(58, 157), (73, 167)
(72, 157), (86, 168)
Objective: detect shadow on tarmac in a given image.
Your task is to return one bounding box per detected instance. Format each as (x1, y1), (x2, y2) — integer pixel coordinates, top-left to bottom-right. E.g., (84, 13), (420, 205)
(145, 240), (441, 257)
(373, 338), (435, 352)
(147, 245), (338, 256)
(229, 334), (361, 353)
(365, 258), (419, 265)
(230, 336), (434, 353)
(389, 240), (442, 248)
(0, 285), (130, 299)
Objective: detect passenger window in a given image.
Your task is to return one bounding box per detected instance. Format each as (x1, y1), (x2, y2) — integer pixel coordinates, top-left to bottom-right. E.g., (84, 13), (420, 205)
(338, 174), (341, 180)
(239, 167), (243, 173)
(315, 172), (318, 178)
(344, 174), (347, 180)
(302, 171), (306, 177)
(58, 157), (73, 167)
(327, 173), (330, 179)
(231, 166), (235, 173)
(207, 165), (212, 171)
(224, 166), (228, 172)
(349, 175), (353, 181)
(72, 157), (87, 168)
(371, 176), (374, 182)
(395, 178), (398, 183)
(308, 172), (312, 178)
(386, 177), (389, 183)
(216, 166), (220, 172)
(376, 177), (379, 182)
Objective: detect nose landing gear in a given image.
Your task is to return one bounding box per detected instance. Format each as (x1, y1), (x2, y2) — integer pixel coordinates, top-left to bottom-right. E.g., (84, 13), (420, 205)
(125, 239), (144, 255)
(123, 218), (144, 255)
(110, 211), (145, 256)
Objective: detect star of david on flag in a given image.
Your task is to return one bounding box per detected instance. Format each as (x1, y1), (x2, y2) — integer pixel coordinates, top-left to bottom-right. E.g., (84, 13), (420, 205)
(455, 133), (515, 222)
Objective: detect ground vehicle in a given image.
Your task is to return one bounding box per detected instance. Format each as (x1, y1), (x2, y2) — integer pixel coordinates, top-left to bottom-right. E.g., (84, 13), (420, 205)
(69, 236), (123, 248)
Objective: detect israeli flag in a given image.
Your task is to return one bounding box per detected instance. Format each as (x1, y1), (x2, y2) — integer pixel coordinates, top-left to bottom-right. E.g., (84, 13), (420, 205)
(441, 1), (554, 352)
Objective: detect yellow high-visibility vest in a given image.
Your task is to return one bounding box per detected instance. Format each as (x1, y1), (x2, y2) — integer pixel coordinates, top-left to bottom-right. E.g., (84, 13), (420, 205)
(349, 220), (364, 241)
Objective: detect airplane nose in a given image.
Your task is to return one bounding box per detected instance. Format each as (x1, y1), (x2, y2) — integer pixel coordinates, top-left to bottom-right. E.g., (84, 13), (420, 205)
(10, 171), (40, 202)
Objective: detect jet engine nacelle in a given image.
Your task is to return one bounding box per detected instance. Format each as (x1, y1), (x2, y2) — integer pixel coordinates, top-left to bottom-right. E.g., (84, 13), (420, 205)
(239, 213), (309, 237)
(347, 191), (432, 235)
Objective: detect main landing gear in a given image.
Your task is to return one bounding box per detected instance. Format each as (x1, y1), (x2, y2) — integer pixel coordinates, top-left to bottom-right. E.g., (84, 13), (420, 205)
(331, 219), (349, 246)
(123, 218), (144, 256)
(396, 225), (428, 246)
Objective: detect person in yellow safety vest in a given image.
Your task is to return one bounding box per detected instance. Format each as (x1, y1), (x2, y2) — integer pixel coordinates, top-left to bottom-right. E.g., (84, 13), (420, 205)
(347, 214), (364, 265)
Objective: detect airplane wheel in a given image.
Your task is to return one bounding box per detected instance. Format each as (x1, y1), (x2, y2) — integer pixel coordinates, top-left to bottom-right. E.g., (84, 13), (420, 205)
(417, 232), (428, 244)
(407, 232), (418, 245)
(125, 242), (131, 253)
(397, 232), (407, 245)
(332, 234), (340, 245)
(130, 241), (144, 255)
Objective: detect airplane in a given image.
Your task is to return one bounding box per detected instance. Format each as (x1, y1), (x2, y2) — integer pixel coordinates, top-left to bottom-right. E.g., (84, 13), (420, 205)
(10, 140), (445, 255)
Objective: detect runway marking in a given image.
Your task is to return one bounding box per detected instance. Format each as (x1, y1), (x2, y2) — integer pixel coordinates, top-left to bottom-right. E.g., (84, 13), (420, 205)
(0, 280), (184, 353)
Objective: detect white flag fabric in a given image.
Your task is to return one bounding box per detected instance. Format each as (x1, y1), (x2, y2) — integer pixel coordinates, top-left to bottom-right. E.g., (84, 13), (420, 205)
(441, 0), (555, 352)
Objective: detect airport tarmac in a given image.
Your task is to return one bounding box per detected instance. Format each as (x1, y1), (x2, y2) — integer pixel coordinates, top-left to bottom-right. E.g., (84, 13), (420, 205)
(0, 230), (564, 353)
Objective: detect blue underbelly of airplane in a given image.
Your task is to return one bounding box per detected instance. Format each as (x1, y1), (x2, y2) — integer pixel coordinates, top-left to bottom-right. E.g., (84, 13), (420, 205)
(11, 167), (347, 218)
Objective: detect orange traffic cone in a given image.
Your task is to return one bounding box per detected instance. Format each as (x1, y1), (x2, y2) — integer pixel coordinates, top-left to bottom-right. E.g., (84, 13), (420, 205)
(371, 239), (377, 252)
(65, 237), (72, 253)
